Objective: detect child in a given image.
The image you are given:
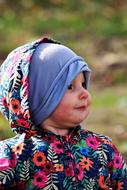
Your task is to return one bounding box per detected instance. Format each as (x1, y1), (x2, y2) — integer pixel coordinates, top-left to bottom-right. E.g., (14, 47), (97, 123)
(0, 37), (126, 190)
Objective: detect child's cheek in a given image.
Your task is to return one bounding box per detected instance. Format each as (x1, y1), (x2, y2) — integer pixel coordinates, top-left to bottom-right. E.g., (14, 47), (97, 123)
(60, 103), (71, 113)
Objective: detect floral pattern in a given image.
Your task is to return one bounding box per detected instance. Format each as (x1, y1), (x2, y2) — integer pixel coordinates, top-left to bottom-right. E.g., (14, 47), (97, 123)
(0, 126), (127, 189)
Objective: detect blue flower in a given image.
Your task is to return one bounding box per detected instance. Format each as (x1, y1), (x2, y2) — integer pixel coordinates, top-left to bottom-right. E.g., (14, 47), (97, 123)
(38, 145), (46, 151)
(80, 147), (89, 156)
(112, 172), (118, 179)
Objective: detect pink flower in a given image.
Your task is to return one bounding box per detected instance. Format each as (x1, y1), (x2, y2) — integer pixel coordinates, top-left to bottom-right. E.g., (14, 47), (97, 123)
(33, 171), (48, 188)
(75, 164), (84, 181)
(64, 162), (75, 177)
(42, 161), (55, 174)
(86, 135), (100, 150)
(65, 167), (74, 177)
(0, 158), (10, 170)
(2, 97), (8, 107)
(51, 141), (64, 154)
(113, 153), (123, 169)
(43, 135), (56, 143)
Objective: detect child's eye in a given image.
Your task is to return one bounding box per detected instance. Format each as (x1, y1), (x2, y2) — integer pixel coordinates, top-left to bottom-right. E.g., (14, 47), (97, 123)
(82, 82), (86, 89)
(67, 82), (86, 90)
(68, 84), (73, 90)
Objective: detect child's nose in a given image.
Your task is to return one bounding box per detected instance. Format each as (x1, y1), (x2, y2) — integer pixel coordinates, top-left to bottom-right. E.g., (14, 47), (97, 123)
(79, 87), (89, 100)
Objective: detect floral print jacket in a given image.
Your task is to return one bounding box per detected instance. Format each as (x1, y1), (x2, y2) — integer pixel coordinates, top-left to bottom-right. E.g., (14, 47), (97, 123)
(0, 126), (127, 190)
(0, 37), (127, 189)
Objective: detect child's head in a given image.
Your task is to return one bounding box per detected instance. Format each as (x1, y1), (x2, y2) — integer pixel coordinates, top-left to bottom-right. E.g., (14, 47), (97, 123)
(0, 37), (91, 134)
(28, 41), (91, 127)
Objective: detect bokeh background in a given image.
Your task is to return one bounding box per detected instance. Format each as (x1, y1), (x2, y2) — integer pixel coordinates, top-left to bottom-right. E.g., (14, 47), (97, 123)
(0, 0), (127, 160)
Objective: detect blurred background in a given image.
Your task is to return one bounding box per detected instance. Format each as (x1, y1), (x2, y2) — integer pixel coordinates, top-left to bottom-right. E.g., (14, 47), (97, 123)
(0, 0), (127, 160)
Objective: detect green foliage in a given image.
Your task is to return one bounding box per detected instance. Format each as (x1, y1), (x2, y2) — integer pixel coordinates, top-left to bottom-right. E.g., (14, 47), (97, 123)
(0, 115), (14, 140)
(91, 86), (127, 108)
(0, 0), (127, 54)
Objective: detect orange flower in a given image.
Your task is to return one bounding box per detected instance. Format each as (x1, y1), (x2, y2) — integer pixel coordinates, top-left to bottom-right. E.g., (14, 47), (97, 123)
(12, 143), (25, 155)
(79, 156), (93, 171)
(33, 152), (46, 167)
(98, 175), (109, 190)
(10, 99), (20, 113)
(117, 181), (123, 190)
(16, 118), (30, 129)
(55, 164), (64, 172)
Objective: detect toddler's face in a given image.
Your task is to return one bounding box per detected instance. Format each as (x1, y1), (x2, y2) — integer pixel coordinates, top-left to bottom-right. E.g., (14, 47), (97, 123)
(43, 72), (91, 130)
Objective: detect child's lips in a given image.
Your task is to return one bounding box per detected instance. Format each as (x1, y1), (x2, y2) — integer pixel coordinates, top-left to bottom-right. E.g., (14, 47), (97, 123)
(75, 105), (87, 110)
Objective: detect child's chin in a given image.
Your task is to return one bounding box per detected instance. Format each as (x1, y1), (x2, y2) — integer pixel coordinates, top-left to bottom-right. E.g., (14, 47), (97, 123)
(77, 115), (89, 124)
(73, 118), (85, 125)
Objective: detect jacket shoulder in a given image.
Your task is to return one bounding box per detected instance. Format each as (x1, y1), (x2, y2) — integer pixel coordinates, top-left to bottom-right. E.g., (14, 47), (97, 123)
(80, 129), (112, 143)
(0, 133), (26, 158)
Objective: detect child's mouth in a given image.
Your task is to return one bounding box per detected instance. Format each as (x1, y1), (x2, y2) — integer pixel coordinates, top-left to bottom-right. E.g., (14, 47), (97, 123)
(76, 105), (87, 110)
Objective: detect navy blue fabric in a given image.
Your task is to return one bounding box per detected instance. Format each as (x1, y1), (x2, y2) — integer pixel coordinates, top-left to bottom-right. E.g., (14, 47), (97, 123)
(29, 43), (91, 125)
